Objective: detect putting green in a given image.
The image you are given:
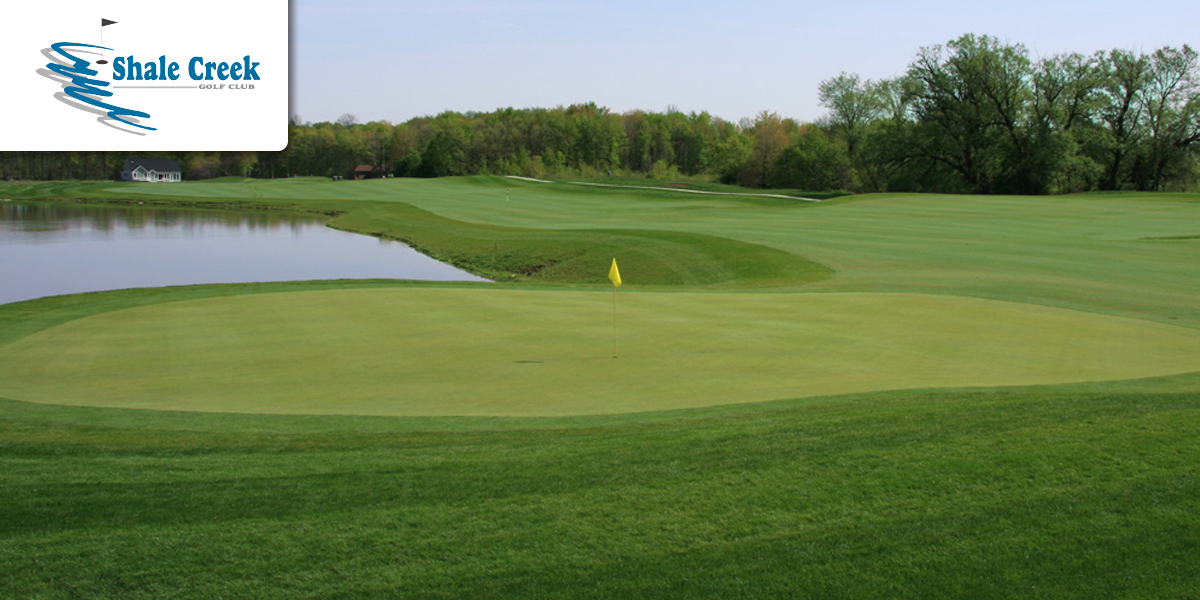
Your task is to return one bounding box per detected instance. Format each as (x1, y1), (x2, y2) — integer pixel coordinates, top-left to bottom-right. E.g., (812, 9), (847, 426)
(2, 288), (1200, 416)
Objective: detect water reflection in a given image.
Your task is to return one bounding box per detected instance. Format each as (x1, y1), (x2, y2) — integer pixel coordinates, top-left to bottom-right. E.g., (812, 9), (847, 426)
(4, 203), (313, 235)
(0, 203), (487, 305)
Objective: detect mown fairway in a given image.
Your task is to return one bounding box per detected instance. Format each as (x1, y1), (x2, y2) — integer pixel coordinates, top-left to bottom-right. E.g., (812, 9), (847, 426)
(2, 177), (1200, 598)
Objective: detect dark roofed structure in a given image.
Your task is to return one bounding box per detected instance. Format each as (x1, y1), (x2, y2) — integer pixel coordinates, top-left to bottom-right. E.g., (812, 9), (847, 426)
(348, 165), (375, 180)
(122, 157), (182, 182)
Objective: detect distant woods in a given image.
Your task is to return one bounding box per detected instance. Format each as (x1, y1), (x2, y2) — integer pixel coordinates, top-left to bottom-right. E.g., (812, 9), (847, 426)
(822, 35), (1200, 194)
(4, 34), (1197, 194)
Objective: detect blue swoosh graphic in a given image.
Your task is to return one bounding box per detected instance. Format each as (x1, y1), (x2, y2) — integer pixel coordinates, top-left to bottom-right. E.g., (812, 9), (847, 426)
(48, 42), (156, 131)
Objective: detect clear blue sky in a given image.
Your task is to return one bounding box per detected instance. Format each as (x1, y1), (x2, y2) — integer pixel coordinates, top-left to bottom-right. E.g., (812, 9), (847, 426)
(293, 0), (1199, 125)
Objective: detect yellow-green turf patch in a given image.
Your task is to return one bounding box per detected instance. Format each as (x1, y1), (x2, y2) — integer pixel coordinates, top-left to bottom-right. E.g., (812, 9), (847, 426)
(2, 288), (1200, 417)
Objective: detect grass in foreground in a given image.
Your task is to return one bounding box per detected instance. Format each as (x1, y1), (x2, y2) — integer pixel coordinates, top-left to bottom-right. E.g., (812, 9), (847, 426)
(3, 381), (1199, 599)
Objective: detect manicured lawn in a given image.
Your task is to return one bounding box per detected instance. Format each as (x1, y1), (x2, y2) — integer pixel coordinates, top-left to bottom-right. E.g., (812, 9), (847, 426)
(3, 382), (1200, 599)
(3, 288), (1200, 416)
(2, 177), (1200, 598)
(12, 177), (1200, 326)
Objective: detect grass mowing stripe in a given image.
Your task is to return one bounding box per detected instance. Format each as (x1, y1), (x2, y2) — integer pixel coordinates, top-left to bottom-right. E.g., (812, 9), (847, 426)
(2, 386), (1198, 598)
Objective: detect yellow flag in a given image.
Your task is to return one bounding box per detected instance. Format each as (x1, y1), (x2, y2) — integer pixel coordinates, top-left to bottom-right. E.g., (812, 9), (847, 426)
(608, 258), (622, 287)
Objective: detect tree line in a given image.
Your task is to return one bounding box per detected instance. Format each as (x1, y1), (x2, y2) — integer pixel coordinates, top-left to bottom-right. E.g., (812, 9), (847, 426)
(4, 34), (1196, 194)
(821, 34), (1200, 194)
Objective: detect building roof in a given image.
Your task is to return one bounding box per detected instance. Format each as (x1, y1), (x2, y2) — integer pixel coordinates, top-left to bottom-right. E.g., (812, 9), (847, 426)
(124, 157), (182, 173)
(352, 165), (374, 173)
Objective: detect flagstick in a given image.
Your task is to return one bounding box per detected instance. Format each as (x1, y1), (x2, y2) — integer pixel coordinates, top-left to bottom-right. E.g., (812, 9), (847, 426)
(607, 258), (621, 358)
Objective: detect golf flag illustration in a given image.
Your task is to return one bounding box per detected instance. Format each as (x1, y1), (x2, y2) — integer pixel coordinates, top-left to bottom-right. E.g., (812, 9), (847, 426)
(98, 18), (117, 65)
(609, 258), (621, 357)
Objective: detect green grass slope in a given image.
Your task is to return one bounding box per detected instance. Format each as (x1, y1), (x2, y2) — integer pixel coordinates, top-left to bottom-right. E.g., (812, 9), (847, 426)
(3, 179), (832, 287)
(9, 177), (1200, 326)
(328, 200), (832, 286)
(3, 177), (1200, 598)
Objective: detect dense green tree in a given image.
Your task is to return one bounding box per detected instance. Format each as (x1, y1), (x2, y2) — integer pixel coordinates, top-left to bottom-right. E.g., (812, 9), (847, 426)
(905, 34), (1040, 193)
(1094, 49), (1151, 190)
(819, 72), (882, 155)
(418, 113), (472, 177)
(824, 36), (1198, 194)
(768, 126), (850, 190)
(741, 111), (797, 188)
(1143, 45), (1200, 190)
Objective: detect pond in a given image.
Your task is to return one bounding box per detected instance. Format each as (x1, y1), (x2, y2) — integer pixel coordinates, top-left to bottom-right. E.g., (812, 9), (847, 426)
(0, 203), (487, 305)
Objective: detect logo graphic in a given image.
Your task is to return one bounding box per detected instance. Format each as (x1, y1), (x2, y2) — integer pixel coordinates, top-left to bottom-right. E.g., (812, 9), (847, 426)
(39, 19), (154, 134)
(40, 18), (266, 136)
(6, 1), (288, 151)
(42, 35), (156, 135)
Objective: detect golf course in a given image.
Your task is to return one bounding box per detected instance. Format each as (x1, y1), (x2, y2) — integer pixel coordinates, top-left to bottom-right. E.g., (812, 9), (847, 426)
(3, 176), (1200, 598)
